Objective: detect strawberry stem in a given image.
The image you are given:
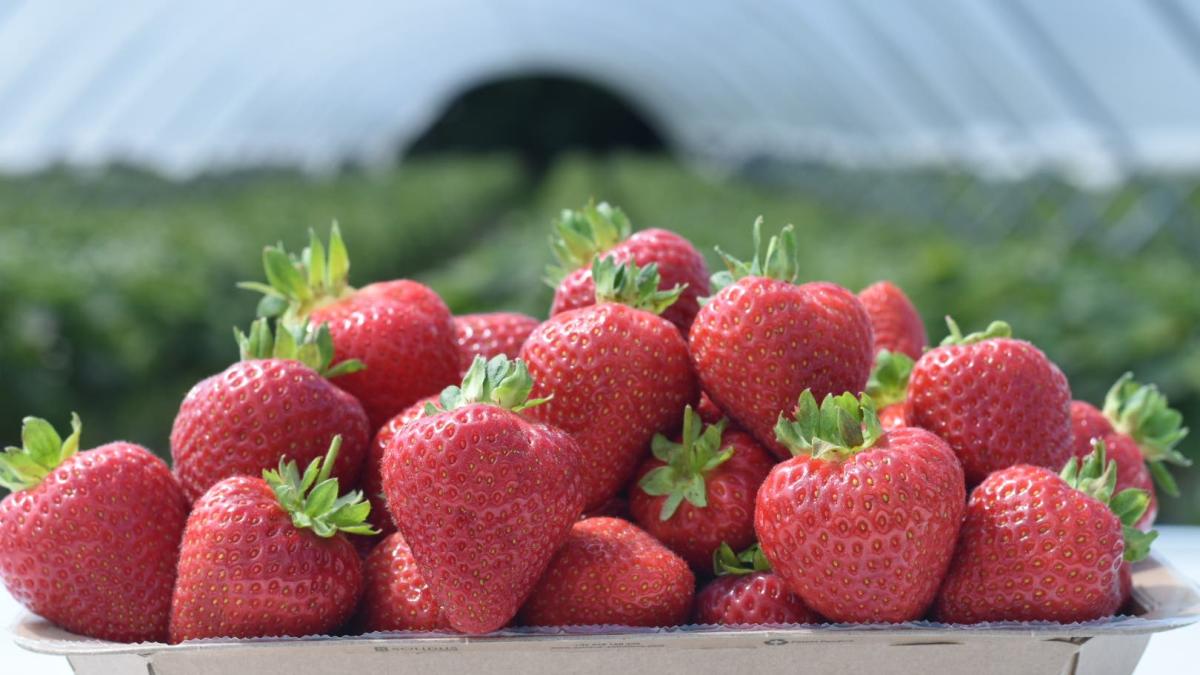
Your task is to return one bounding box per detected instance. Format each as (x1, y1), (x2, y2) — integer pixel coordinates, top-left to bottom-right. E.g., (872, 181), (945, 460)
(0, 413), (82, 492)
(234, 317), (364, 379)
(238, 223), (355, 324)
(638, 406), (734, 521)
(545, 200), (632, 286)
(710, 217), (799, 292)
(865, 349), (914, 408)
(1102, 372), (1190, 497)
(939, 317), (1012, 346)
(262, 436), (378, 538)
(713, 542), (772, 576)
(425, 355), (551, 415)
(591, 256), (684, 315)
(774, 391), (883, 462)
(1060, 439), (1157, 562)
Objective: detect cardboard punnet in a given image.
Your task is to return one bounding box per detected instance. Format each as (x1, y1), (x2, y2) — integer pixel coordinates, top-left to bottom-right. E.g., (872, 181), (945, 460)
(11, 554), (1199, 675)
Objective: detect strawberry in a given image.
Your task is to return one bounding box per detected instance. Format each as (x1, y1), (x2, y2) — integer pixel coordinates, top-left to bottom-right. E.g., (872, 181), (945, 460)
(694, 543), (821, 626)
(171, 318), (370, 503)
(242, 226), (460, 428)
(0, 415), (188, 642)
(630, 406), (774, 570)
(689, 221), (874, 460)
(697, 392), (725, 425)
(170, 438), (374, 642)
(858, 281), (927, 360)
(356, 532), (451, 633)
(382, 356), (585, 634)
(522, 258), (697, 509)
(1071, 374), (1190, 530)
(359, 394), (436, 540)
(865, 349), (913, 430)
(454, 312), (540, 376)
(756, 391), (965, 623)
(547, 201), (709, 332)
(905, 319), (1073, 485)
(934, 441), (1156, 623)
(520, 517), (695, 627)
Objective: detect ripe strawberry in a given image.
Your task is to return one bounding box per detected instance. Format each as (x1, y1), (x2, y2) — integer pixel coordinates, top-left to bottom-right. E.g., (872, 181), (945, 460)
(0, 415), (188, 642)
(520, 517), (695, 627)
(630, 406), (774, 570)
(359, 395), (436, 540)
(696, 392), (725, 425)
(689, 221), (874, 460)
(547, 201), (709, 332)
(694, 543), (821, 626)
(756, 391), (965, 623)
(170, 438), (374, 642)
(858, 281), (927, 360)
(356, 532), (451, 633)
(171, 318), (370, 503)
(454, 312), (539, 376)
(382, 356), (585, 634)
(934, 442), (1156, 623)
(523, 258), (697, 509)
(243, 226), (460, 428)
(865, 349), (913, 430)
(1070, 374), (1190, 531)
(905, 319), (1072, 485)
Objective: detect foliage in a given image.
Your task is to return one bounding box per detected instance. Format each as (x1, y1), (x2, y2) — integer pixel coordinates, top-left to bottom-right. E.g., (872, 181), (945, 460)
(2, 154), (1198, 522)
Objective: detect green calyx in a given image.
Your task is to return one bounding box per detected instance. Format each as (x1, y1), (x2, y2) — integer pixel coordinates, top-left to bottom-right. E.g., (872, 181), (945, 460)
(713, 542), (772, 576)
(865, 349), (914, 408)
(1059, 439), (1157, 563)
(939, 317), (1012, 346)
(1102, 372), (1190, 497)
(545, 200), (632, 286)
(235, 317), (364, 379)
(638, 406), (734, 521)
(262, 436), (378, 538)
(0, 413), (82, 492)
(592, 255), (684, 315)
(238, 223), (354, 323)
(425, 354), (550, 415)
(774, 390), (883, 462)
(710, 217), (799, 293)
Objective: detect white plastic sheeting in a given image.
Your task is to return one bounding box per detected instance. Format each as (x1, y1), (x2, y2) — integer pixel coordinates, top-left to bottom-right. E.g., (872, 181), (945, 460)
(1, 0), (1199, 183)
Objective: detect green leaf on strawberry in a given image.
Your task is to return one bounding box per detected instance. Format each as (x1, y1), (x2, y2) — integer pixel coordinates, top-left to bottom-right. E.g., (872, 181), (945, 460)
(239, 223), (355, 323)
(592, 256), (685, 315)
(638, 405), (734, 520)
(712, 542), (771, 576)
(939, 316), (1012, 346)
(865, 349), (914, 408)
(234, 317), (364, 379)
(774, 390), (883, 462)
(263, 436), (378, 538)
(711, 217), (799, 293)
(1102, 372), (1191, 497)
(426, 354), (551, 415)
(545, 200), (633, 285)
(1060, 438), (1158, 562)
(0, 413), (82, 492)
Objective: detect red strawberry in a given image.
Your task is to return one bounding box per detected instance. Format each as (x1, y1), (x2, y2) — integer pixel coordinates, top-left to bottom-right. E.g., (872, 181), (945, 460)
(756, 392), (965, 623)
(359, 395), (437, 540)
(547, 201), (709, 332)
(243, 226), (460, 428)
(0, 415), (188, 642)
(1076, 374), (1190, 531)
(934, 442), (1156, 623)
(356, 532), (451, 633)
(520, 517), (695, 627)
(454, 312), (539, 376)
(382, 356), (585, 634)
(697, 392), (725, 425)
(170, 438), (373, 642)
(905, 319), (1072, 485)
(630, 406), (774, 570)
(523, 258), (697, 509)
(865, 349), (913, 430)
(858, 281), (927, 360)
(689, 222), (874, 460)
(171, 319), (370, 503)
(694, 543), (821, 626)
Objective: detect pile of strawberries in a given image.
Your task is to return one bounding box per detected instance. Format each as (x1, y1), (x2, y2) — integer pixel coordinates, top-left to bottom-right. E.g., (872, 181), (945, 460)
(0, 202), (1190, 644)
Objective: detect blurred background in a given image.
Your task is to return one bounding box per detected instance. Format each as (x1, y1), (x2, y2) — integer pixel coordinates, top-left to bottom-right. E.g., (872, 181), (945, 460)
(1, 1), (1198, 520)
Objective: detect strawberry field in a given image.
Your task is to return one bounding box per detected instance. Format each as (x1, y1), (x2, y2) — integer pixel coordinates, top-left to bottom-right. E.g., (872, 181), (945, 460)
(1, 153), (1198, 523)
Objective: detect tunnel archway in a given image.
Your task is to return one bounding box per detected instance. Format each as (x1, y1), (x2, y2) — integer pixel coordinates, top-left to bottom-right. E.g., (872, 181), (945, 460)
(406, 75), (667, 171)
